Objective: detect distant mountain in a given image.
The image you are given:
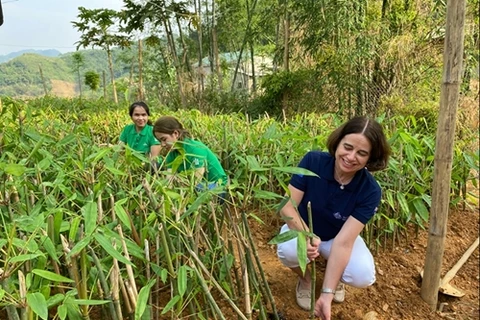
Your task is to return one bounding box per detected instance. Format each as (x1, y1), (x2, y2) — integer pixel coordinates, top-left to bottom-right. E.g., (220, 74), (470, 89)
(0, 49), (62, 63)
(0, 48), (130, 97)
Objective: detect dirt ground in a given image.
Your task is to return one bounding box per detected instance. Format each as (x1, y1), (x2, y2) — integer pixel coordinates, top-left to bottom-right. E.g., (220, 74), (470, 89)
(254, 206), (479, 320)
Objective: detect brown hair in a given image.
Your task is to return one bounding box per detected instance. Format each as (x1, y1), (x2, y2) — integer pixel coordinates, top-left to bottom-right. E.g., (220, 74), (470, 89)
(153, 116), (191, 140)
(326, 116), (390, 172)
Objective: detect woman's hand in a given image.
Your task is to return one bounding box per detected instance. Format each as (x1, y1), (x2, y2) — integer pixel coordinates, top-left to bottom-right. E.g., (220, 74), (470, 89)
(307, 236), (321, 260)
(314, 294), (333, 320)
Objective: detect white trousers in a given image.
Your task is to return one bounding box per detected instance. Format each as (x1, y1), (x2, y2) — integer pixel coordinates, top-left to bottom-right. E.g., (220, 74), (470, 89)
(276, 224), (376, 288)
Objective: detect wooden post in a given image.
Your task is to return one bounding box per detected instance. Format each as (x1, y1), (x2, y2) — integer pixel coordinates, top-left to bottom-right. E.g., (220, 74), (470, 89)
(420, 0), (466, 311)
(39, 65), (48, 96)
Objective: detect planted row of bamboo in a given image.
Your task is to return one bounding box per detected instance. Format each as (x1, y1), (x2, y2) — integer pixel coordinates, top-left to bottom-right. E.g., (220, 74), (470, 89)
(0, 97), (477, 319)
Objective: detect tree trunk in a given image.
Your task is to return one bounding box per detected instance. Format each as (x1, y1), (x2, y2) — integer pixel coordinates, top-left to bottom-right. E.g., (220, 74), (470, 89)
(420, 0), (466, 311)
(283, 9), (290, 72)
(212, 0), (223, 91)
(138, 39), (144, 101)
(39, 65), (48, 96)
(102, 70), (107, 100)
(195, 0), (205, 95)
(163, 13), (186, 106)
(231, 0), (258, 92)
(106, 47), (118, 104)
(249, 40), (256, 93)
(77, 69), (83, 100)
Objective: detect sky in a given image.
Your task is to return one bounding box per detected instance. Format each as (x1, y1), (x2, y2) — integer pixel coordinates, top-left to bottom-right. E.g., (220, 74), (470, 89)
(0, 0), (125, 56)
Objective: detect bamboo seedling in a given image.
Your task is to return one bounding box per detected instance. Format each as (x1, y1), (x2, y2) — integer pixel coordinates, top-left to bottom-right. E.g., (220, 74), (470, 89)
(116, 224), (138, 306)
(89, 246), (119, 320)
(308, 202), (316, 318)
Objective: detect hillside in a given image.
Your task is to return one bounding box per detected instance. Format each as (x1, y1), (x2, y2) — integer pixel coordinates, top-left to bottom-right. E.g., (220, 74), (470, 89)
(0, 49), (62, 63)
(0, 48), (130, 97)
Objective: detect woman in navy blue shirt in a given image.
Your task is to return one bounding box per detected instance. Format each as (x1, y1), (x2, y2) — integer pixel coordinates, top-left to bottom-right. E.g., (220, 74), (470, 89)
(276, 116), (390, 319)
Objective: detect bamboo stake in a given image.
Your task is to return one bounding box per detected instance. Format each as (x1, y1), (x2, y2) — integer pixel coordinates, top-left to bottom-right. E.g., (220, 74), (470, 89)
(89, 246), (119, 320)
(185, 242), (248, 320)
(421, 0), (467, 310)
(240, 209), (279, 320)
(308, 202), (316, 319)
(155, 235), (160, 320)
(18, 270), (27, 320)
(144, 239), (153, 319)
(116, 224), (138, 305)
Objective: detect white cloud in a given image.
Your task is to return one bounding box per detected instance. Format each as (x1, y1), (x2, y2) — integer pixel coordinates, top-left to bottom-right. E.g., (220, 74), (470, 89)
(0, 0), (124, 55)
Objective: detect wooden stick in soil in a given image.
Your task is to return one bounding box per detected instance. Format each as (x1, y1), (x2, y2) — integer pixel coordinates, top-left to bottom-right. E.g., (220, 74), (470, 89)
(18, 270), (27, 320)
(307, 202), (316, 319)
(113, 251), (132, 318)
(155, 235), (160, 320)
(208, 202), (237, 302)
(144, 239), (153, 319)
(240, 210), (280, 320)
(223, 208), (251, 320)
(89, 246), (119, 320)
(116, 224), (138, 306)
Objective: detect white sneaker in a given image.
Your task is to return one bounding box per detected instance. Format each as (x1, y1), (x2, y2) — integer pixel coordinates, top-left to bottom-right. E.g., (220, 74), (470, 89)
(333, 283), (345, 303)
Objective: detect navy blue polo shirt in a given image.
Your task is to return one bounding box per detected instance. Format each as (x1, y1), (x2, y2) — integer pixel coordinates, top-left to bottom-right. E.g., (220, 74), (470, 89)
(290, 151), (381, 241)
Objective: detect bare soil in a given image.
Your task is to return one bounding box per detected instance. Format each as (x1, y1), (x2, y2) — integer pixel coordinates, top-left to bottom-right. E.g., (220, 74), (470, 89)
(50, 79), (77, 97)
(255, 207), (479, 320)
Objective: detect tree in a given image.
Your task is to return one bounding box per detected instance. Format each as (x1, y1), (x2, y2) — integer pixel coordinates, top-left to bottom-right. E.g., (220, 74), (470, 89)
(84, 71), (100, 92)
(72, 7), (131, 104)
(71, 52), (85, 99)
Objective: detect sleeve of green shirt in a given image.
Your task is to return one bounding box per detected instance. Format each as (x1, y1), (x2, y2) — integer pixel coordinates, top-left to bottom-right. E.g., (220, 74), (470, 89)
(119, 125), (128, 143)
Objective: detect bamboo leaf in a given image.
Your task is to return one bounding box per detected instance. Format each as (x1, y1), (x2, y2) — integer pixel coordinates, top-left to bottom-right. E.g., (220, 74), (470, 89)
(32, 269), (75, 283)
(177, 265), (187, 297)
(4, 163), (26, 176)
(114, 202), (132, 231)
(412, 198), (429, 222)
(67, 235), (92, 259)
(82, 201), (98, 235)
(94, 232), (133, 266)
(297, 232), (308, 275)
(40, 235), (60, 264)
(74, 299), (110, 305)
(9, 253), (44, 264)
(105, 165), (127, 176)
(268, 230), (298, 245)
(272, 166), (319, 177)
(27, 292), (48, 320)
(161, 295), (180, 315)
(135, 279), (156, 320)
(58, 304), (67, 320)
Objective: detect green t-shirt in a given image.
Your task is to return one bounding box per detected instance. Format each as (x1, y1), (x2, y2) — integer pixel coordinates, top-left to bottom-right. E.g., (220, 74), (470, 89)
(165, 138), (228, 185)
(119, 124), (160, 154)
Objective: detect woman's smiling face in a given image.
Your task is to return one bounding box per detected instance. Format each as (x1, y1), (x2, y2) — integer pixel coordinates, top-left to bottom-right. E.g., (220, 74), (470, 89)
(335, 133), (371, 175)
(131, 106), (149, 130)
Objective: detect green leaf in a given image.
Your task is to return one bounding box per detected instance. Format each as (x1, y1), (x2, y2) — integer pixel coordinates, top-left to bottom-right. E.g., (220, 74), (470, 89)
(94, 233), (133, 266)
(412, 197), (429, 222)
(67, 235), (92, 259)
(4, 163), (26, 176)
(161, 295), (180, 315)
(82, 201), (98, 235)
(268, 230), (298, 245)
(297, 232), (308, 275)
(58, 304), (67, 320)
(272, 166), (319, 177)
(105, 165), (127, 176)
(135, 279), (156, 320)
(73, 299), (109, 305)
(47, 293), (65, 308)
(27, 292), (48, 320)
(114, 202), (132, 231)
(177, 265), (187, 297)
(40, 235), (60, 264)
(9, 253), (44, 264)
(32, 269), (74, 283)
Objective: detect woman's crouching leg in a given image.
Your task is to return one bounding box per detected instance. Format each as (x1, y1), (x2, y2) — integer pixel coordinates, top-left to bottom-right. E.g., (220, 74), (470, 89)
(341, 236), (376, 288)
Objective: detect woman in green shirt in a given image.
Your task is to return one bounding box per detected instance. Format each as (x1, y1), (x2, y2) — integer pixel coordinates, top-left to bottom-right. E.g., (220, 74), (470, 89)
(119, 101), (161, 160)
(153, 116), (228, 189)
